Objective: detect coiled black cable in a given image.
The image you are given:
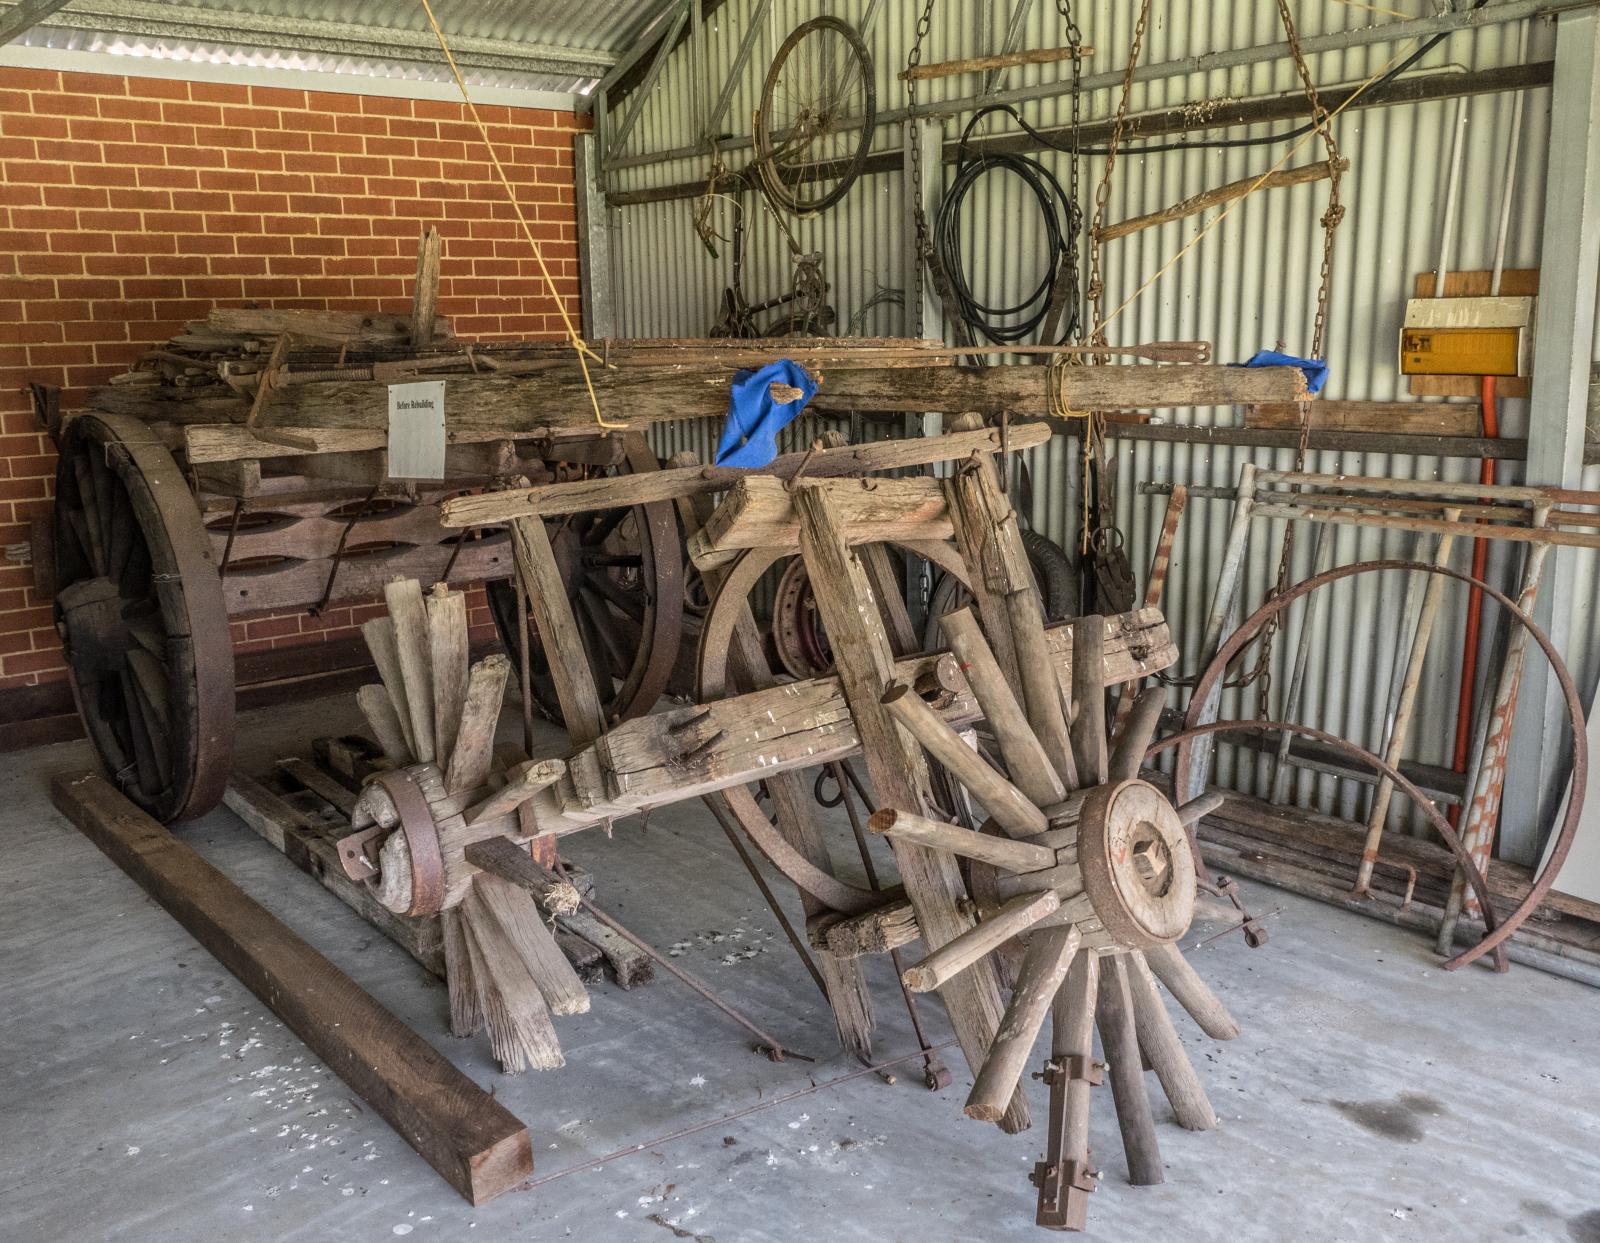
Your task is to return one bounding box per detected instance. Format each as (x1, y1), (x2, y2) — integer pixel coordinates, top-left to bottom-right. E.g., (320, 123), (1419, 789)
(933, 111), (1082, 345)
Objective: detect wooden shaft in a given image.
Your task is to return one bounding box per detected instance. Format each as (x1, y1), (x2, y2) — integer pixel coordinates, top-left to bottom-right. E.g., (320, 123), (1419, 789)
(902, 889), (1061, 993)
(881, 682), (1048, 838)
(899, 43), (1092, 81)
(1097, 158), (1348, 242)
(869, 807), (1056, 873)
(1142, 942), (1240, 1041)
(795, 484), (1029, 1133)
(463, 758), (567, 827)
(1070, 614), (1109, 785)
(941, 607), (1065, 806)
(357, 682), (412, 764)
(1125, 950), (1217, 1130)
(1003, 588), (1079, 791)
(1108, 685), (1166, 783)
(965, 926), (1080, 1122)
(1094, 953), (1164, 1186)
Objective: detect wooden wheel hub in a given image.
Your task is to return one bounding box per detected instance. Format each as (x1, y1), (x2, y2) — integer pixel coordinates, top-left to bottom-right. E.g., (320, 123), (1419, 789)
(55, 577), (133, 673)
(1072, 779), (1195, 950)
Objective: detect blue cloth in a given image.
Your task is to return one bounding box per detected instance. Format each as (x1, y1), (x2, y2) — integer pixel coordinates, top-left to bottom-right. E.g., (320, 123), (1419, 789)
(1237, 349), (1329, 396)
(714, 360), (817, 468)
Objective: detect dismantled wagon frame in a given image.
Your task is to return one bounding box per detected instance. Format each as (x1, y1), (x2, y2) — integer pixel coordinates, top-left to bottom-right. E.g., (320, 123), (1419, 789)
(337, 443), (1242, 1231)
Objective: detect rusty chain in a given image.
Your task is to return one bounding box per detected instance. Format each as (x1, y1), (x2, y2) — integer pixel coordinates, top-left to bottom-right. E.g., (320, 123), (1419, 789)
(905, 0), (939, 339)
(1246, 0), (1348, 715)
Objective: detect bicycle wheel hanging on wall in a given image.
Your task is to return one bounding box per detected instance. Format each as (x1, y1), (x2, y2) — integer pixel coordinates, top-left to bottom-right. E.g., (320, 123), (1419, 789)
(753, 16), (877, 215)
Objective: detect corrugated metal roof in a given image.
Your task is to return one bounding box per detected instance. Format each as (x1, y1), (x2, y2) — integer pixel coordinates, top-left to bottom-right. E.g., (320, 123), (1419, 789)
(8, 0), (678, 93)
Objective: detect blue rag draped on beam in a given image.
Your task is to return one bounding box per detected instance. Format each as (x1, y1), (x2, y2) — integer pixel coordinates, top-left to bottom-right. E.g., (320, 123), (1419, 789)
(714, 360), (818, 469)
(1237, 349), (1329, 395)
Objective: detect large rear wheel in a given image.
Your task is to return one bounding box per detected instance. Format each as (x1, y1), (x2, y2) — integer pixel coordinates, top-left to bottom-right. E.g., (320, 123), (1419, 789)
(52, 413), (235, 821)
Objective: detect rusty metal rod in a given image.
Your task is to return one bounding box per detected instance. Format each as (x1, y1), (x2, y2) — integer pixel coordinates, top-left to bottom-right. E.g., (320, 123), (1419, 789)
(1354, 509), (1462, 894)
(551, 861), (814, 1062)
(702, 793), (830, 1001)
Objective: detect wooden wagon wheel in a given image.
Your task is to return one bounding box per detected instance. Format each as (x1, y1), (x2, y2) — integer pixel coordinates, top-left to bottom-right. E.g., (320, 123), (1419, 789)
(696, 539), (970, 911)
(487, 435), (684, 729)
(52, 412), (235, 822)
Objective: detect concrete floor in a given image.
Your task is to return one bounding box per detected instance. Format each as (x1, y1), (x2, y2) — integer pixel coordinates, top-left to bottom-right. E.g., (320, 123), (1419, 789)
(4, 692), (1600, 1243)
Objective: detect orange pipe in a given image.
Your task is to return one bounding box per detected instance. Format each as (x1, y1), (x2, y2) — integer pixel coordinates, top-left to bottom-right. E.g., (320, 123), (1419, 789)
(1449, 374), (1498, 826)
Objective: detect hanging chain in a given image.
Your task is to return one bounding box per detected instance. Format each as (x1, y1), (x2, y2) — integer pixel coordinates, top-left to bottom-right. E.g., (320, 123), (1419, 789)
(1247, 0), (1349, 717)
(1057, 0), (1085, 344)
(1087, 0), (1152, 352)
(905, 0), (938, 339)
(1074, 0), (1149, 579)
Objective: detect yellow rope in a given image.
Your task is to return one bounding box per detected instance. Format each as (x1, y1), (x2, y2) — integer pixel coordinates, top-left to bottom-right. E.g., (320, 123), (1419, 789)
(419, 0), (622, 429)
(1090, 32), (1422, 340)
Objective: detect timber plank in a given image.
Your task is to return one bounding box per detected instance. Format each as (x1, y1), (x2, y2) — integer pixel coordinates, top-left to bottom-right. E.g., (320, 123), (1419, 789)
(52, 772), (531, 1205)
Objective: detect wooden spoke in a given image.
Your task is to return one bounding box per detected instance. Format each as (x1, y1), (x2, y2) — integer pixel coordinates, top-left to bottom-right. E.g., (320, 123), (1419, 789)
(126, 647), (171, 729)
(72, 456), (108, 575)
(966, 925), (1080, 1121)
(1070, 615), (1109, 785)
(1095, 953), (1164, 1186)
(1108, 685), (1166, 784)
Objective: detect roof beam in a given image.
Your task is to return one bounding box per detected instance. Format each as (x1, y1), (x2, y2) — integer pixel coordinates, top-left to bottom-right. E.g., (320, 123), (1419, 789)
(607, 1), (689, 158)
(595, 0), (687, 97)
(20, 0), (616, 79)
(0, 0), (75, 46)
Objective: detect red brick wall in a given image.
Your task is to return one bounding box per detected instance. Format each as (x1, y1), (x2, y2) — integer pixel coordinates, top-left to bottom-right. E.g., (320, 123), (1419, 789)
(0, 66), (587, 692)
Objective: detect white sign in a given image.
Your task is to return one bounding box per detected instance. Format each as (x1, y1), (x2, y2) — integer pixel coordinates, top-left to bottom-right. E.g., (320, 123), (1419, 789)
(387, 380), (446, 480)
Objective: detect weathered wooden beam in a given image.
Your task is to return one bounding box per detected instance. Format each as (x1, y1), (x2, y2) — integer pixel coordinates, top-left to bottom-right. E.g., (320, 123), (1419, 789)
(1244, 399), (1482, 436)
(177, 365), (1303, 463)
(691, 476), (951, 565)
(52, 772), (531, 1205)
(899, 43), (1092, 81)
(1097, 159), (1347, 242)
(442, 423), (1048, 528)
(589, 609), (1175, 814)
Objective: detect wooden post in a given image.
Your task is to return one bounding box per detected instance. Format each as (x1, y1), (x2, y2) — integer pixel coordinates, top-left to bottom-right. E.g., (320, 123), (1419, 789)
(52, 772), (531, 1205)
(794, 486), (1029, 1133)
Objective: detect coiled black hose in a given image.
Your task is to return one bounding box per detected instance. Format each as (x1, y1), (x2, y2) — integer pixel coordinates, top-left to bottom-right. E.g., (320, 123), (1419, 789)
(933, 112), (1082, 345)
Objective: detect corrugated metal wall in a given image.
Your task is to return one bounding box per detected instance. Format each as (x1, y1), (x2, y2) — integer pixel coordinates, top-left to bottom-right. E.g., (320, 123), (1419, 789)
(598, 2), (1595, 856)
